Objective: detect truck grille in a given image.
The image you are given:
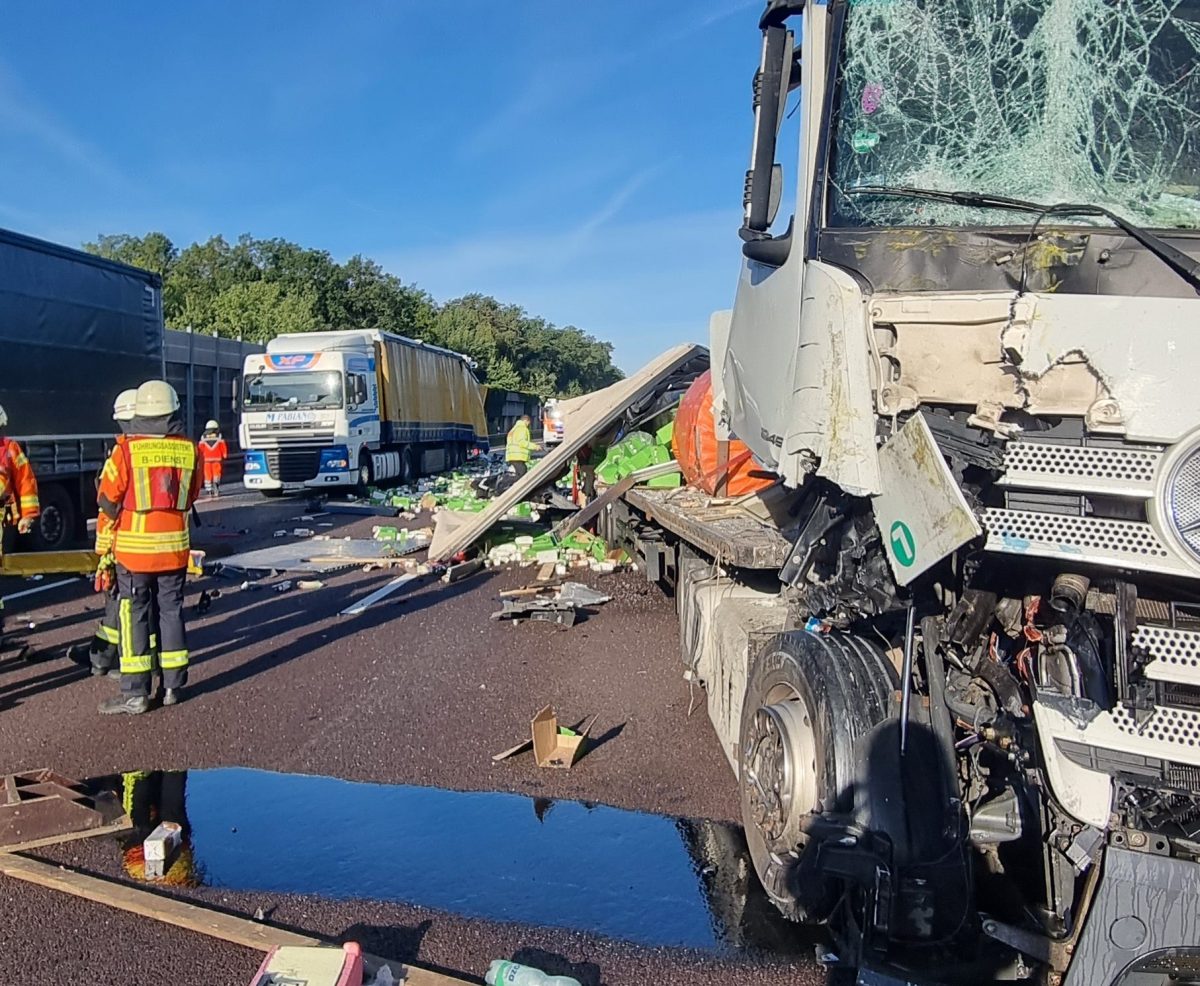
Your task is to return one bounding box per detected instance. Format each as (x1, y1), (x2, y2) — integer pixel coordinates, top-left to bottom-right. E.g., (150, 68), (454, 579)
(998, 440), (1160, 498)
(1111, 704), (1200, 746)
(1137, 625), (1200, 687)
(265, 448), (321, 483)
(980, 433), (1200, 581)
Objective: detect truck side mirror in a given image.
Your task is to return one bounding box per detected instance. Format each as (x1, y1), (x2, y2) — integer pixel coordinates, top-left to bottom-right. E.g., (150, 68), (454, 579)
(742, 25), (793, 236)
(740, 20), (798, 268)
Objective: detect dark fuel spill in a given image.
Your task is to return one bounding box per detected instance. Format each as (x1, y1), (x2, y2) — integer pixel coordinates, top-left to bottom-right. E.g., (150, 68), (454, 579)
(94, 767), (810, 954)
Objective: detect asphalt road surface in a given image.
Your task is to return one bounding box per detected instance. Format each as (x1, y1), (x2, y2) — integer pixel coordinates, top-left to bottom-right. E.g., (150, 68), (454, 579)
(0, 491), (827, 986)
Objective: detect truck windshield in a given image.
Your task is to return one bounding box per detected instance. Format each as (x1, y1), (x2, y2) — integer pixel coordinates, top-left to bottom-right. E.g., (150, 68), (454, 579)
(243, 371), (343, 410)
(827, 0), (1200, 229)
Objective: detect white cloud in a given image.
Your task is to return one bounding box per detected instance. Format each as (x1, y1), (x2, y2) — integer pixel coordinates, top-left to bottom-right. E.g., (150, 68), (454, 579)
(375, 205), (741, 372)
(0, 59), (128, 189)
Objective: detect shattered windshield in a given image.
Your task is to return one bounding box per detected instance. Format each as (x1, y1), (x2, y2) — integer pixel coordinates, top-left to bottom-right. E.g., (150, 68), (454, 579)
(243, 371), (343, 410)
(827, 0), (1200, 229)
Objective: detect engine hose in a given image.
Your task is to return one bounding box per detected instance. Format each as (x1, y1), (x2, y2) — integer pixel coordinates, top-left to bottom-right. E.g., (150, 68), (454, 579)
(922, 615), (962, 799)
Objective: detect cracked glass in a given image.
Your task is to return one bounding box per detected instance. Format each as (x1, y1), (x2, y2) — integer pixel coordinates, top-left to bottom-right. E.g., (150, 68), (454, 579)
(827, 1), (1200, 229)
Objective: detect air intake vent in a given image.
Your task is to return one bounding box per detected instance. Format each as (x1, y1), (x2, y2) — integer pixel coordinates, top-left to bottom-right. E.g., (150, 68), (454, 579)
(999, 441), (1161, 497)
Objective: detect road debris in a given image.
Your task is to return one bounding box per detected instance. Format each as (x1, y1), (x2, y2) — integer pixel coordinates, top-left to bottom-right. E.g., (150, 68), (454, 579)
(214, 536), (429, 576)
(339, 573), (426, 617)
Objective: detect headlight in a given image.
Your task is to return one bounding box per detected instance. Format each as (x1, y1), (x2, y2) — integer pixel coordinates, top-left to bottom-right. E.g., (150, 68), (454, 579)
(319, 446), (350, 472)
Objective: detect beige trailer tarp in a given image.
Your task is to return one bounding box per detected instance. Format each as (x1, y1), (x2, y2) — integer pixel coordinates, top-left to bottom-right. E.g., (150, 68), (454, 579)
(430, 343), (708, 562)
(377, 335), (488, 444)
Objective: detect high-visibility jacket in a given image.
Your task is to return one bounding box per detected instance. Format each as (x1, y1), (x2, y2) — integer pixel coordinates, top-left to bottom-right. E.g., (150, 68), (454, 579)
(97, 435), (202, 573)
(0, 437), (39, 522)
(95, 435), (128, 556)
(198, 437), (227, 463)
(505, 420), (537, 463)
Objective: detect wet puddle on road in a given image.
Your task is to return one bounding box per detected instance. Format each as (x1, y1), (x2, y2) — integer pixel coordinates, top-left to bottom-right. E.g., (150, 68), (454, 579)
(96, 767), (809, 954)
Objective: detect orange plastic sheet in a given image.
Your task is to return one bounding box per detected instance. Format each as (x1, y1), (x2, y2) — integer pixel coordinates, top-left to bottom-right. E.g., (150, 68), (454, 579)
(672, 370), (775, 496)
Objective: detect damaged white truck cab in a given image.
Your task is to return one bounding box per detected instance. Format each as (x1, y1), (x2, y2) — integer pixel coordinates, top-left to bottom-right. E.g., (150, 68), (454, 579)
(615, 2), (1200, 983)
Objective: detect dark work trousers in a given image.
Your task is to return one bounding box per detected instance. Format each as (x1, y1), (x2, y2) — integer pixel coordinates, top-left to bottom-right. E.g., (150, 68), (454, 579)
(92, 586), (160, 672)
(116, 565), (188, 696)
(510, 460), (529, 479)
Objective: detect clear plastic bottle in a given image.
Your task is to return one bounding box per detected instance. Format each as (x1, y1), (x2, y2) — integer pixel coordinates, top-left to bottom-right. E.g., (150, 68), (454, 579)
(484, 960), (582, 986)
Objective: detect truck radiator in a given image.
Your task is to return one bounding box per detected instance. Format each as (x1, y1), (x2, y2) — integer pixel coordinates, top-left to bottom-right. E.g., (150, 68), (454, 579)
(264, 448), (321, 483)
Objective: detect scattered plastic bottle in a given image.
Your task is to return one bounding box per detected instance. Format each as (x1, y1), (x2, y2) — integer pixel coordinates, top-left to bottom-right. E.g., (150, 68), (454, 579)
(485, 960), (582, 986)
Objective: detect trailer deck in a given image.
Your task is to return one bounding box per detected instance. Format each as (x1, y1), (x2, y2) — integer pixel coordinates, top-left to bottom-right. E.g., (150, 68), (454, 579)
(622, 486), (794, 570)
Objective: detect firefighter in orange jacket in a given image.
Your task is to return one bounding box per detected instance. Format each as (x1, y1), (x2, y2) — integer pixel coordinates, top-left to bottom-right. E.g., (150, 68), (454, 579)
(0, 403), (40, 537)
(0, 403), (40, 638)
(198, 420), (227, 498)
(86, 389), (138, 677)
(96, 381), (202, 715)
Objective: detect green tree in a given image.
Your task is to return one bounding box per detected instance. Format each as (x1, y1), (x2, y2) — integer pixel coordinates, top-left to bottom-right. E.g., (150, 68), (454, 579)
(210, 281), (319, 342)
(83, 232), (623, 394)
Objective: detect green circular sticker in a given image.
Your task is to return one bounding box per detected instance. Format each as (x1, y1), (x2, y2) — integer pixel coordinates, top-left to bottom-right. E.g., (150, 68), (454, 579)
(890, 521), (916, 567)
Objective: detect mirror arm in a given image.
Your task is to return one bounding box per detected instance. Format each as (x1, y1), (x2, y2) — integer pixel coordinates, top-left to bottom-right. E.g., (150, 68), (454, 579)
(741, 216), (794, 268)
(759, 0), (806, 30)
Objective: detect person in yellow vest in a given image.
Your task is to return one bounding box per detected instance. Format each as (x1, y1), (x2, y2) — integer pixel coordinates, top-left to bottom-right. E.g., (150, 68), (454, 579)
(96, 381), (202, 715)
(504, 414), (541, 480)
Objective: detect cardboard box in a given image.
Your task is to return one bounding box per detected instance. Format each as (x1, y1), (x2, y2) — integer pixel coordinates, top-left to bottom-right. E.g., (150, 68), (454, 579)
(531, 706), (589, 769)
(143, 821), (182, 880)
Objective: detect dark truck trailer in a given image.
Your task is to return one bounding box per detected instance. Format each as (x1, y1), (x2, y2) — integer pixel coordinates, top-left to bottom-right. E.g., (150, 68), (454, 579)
(0, 227), (162, 550)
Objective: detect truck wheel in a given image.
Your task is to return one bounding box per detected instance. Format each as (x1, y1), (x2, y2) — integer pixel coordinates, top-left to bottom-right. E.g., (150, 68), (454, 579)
(27, 483), (76, 551)
(400, 446), (416, 486)
(738, 630), (896, 922)
(356, 454), (374, 494)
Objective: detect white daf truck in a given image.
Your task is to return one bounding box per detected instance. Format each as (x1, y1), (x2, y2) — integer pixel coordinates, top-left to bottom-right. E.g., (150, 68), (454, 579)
(602, 2), (1200, 983)
(240, 330), (487, 495)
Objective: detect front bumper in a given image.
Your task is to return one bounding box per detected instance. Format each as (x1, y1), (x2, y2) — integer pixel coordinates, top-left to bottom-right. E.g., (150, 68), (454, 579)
(1064, 846), (1200, 985)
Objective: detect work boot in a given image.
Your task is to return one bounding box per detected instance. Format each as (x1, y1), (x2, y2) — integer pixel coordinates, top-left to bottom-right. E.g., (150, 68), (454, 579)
(162, 687), (183, 707)
(98, 694), (150, 716)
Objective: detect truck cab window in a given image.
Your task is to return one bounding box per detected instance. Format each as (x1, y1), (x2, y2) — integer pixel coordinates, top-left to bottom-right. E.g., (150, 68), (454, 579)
(827, 0), (1200, 229)
(242, 371), (344, 410)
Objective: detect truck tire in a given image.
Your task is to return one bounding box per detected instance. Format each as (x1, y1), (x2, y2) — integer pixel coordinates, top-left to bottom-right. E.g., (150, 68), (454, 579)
(400, 446), (416, 486)
(27, 482), (76, 551)
(356, 453), (374, 494)
(738, 630), (896, 923)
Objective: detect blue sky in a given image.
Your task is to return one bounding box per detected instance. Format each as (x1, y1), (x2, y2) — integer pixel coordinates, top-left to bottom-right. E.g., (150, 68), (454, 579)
(0, 1), (765, 371)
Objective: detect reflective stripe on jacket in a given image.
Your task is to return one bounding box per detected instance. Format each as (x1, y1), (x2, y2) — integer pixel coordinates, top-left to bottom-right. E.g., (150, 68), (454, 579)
(98, 435), (202, 573)
(198, 437), (227, 463)
(95, 435), (128, 555)
(0, 438), (40, 521)
(505, 421), (536, 463)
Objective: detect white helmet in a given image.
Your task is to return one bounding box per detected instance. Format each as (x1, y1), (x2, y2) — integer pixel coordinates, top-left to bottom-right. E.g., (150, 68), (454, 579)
(113, 389), (138, 422)
(204, 419), (220, 432)
(0, 404), (6, 429)
(134, 380), (180, 418)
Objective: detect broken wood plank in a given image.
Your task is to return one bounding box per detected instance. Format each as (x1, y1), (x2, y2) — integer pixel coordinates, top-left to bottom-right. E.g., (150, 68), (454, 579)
(535, 562), (557, 583)
(0, 816), (131, 854)
(498, 584), (562, 598)
(443, 558), (484, 584)
(0, 853), (471, 985)
(551, 473), (638, 541)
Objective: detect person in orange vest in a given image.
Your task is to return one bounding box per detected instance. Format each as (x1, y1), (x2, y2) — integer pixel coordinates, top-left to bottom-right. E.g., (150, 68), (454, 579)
(198, 420), (227, 499)
(0, 403), (40, 639)
(96, 381), (202, 715)
(84, 389), (140, 677)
